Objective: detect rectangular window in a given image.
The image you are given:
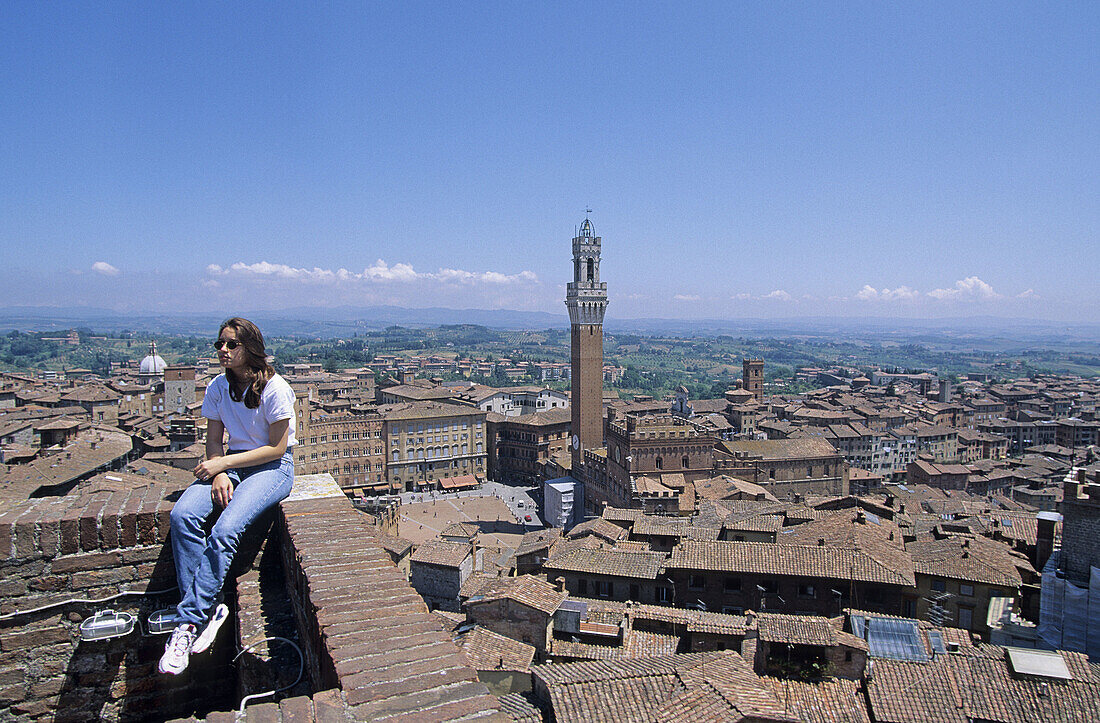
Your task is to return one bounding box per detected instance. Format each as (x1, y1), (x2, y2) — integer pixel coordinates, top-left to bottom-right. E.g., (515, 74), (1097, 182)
(578, 579), (587, 595)
(959, 583), (974, 597)
(724, 577), (742, 592)
(688, 575), (705, 590)
(798, 584), (816, 598)
(931, 579), (947, 593)
(656, 587), (672, 603)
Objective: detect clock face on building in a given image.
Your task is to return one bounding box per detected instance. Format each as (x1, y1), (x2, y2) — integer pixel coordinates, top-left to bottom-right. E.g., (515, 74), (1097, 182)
(572, 435), (580, 450)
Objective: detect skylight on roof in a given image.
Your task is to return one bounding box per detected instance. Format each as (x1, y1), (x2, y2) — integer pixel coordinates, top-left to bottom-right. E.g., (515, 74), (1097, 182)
(851, 615), (929, 662)
(1006, 647), (1072, 680)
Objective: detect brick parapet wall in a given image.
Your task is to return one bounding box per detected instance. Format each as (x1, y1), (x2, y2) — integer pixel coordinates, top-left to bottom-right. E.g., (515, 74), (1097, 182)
(2, 479), (510, 721)
(277, 495), (508, 722)
(168, 688), (354, 723)
(0, 483), (176, 566)
(0, 482), (233, 721)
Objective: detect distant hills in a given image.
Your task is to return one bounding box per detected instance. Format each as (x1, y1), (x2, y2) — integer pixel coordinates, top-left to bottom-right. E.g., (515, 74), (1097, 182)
(1, 305), (1097, 345)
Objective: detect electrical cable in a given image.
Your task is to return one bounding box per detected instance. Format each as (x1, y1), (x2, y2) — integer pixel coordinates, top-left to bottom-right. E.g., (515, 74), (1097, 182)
(0, 586), (178, 621)
(233, 636), (304, 714)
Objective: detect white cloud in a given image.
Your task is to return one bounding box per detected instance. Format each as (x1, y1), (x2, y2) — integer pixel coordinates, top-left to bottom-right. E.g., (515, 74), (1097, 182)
(207, 259), (538, 286)
(1017, 289), (1039, 299)
(763, 289), (792, 301)
(928, 276), (1000, 301)
(92, 261), (120, 276)
(731, 292), (752, 301)
(674, 294), (702, 302)
(364, 259), (420, 282)
(856, 284), (920, 302)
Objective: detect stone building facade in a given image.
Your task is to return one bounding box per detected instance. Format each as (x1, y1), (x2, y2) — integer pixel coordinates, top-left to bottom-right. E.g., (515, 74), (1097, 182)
(162, 364), (196, 416)
(489, 407), (571, 485)
(295, 410), (386, 494)
(382, 401), (488, 491)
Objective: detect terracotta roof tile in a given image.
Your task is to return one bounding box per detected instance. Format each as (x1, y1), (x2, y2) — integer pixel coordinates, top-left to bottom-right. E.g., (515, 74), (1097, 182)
(456, 625), (536, 672)
(668, 540), (915, 587)
(410, 539), (471, 568)
(545, 547), (668, 581)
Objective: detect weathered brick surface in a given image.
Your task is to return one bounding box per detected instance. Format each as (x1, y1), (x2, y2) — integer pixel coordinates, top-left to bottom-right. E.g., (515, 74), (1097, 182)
(52, 551), (122, 573)
(0, 481), (235, 722)
(278, 694), (314, 720)
(243, 700), (281, 722)
(278, 493), (503, 722)
(348, 680), (499, 720)
(3, 479), (504, 722)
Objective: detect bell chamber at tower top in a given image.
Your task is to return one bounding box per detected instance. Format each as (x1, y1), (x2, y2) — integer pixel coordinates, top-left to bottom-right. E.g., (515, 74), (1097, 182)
(566, 216), (608, 325)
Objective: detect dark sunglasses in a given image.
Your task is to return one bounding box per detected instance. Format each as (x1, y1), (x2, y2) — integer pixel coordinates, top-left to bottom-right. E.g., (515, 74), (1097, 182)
(213, 339), (242, 350)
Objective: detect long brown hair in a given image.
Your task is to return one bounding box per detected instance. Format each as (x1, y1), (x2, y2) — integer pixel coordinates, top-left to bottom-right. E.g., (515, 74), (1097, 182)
(219, 317), (274, 409)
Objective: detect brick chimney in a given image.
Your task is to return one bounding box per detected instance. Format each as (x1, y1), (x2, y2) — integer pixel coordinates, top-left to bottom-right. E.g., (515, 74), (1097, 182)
(1035, 512), (1060, 570)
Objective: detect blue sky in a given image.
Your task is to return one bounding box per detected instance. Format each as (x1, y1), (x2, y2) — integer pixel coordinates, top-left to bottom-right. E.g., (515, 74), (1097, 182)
(1, 3), (1096, 322)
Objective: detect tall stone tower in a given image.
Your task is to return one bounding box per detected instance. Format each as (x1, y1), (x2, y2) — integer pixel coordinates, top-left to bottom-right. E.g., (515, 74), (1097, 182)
(566, 217), (608, 472)
(743, 358), (764, 399)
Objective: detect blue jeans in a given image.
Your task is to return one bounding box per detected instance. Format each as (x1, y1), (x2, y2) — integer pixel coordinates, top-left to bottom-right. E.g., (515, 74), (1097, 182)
(170, 451), (294, 625)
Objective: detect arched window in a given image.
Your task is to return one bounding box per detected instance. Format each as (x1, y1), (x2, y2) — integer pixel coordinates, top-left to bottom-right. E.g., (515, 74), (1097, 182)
(655, 456), (663, 470)
(587, 258), (594, 281)
(682, 455), (689, 469)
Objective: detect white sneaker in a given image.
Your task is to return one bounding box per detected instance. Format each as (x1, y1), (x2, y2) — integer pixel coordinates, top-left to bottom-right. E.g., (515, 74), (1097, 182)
(191, 603), (229, 654)
(159, 624), (197, 675)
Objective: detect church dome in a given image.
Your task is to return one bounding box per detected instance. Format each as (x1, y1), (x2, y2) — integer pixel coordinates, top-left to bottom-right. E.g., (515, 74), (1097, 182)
(139, 341), (167, 375)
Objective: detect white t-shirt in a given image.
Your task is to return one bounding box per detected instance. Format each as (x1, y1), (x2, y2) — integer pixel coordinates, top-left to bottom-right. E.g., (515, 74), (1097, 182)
(201, 373), (297, 451)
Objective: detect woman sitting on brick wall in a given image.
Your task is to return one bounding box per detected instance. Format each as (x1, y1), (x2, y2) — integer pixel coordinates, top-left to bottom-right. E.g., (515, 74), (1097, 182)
(159, 317), (296, 675)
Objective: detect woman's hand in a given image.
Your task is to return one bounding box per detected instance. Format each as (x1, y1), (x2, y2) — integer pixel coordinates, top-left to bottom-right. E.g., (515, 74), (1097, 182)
(211, 473), (234, 508)
(193, 457), (228, 481)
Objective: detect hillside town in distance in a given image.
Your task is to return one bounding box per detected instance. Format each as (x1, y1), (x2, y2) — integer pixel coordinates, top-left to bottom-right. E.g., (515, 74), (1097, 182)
(2, 221), (1099, 722)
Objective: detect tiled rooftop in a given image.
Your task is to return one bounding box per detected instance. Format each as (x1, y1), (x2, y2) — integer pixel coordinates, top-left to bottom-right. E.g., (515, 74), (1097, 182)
(544, 547), (668, 580)
(667, 540), (916, 587)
